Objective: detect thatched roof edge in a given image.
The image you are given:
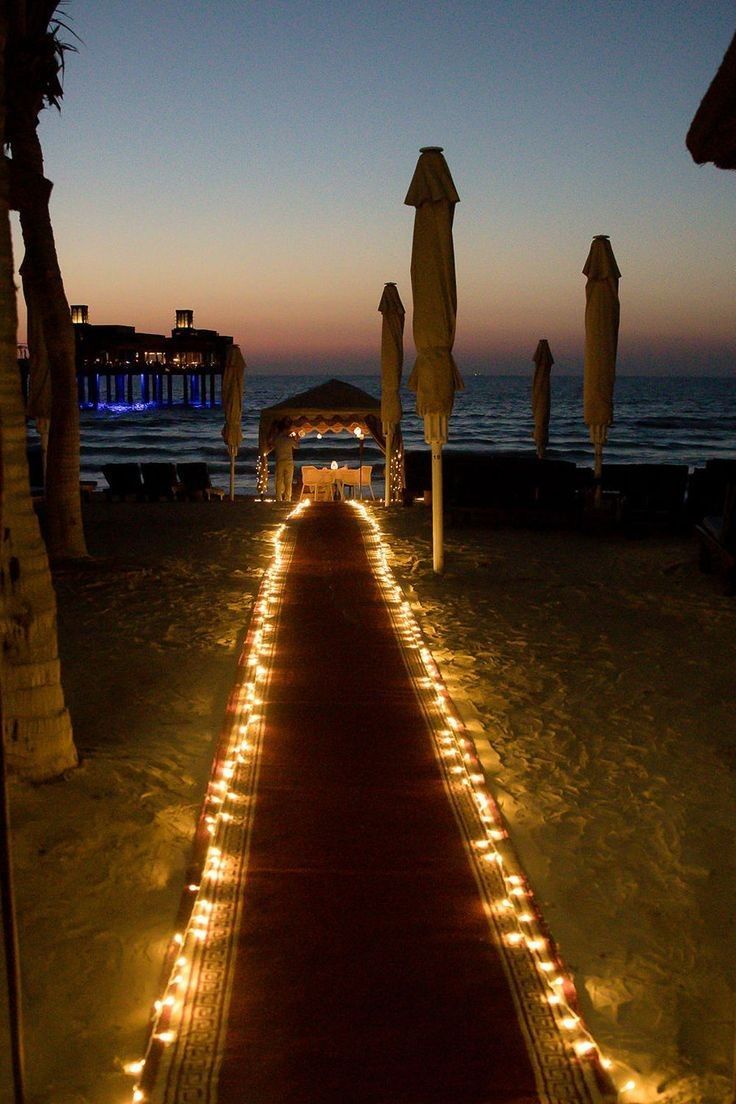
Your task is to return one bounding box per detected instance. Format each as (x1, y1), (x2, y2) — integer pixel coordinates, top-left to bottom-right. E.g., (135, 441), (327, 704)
(687, 32), (736, 169)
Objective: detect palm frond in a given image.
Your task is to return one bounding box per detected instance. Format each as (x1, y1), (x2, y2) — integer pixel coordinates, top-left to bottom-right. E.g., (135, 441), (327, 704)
(5, 3), (81, 138)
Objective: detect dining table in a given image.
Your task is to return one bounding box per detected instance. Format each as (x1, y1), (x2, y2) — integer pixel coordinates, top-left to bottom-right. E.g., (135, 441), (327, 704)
(312, 465), (359, 501)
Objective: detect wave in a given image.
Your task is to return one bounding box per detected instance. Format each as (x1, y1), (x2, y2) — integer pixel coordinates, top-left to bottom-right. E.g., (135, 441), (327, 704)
(68, 374), (736, 492)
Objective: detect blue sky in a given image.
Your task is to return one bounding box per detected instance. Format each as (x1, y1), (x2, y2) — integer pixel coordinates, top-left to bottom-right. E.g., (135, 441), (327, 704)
(17, 0), (736, 374)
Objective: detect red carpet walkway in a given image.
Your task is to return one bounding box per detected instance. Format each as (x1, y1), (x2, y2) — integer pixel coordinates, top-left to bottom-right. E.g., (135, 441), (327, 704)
(154, 504), (607, 1104)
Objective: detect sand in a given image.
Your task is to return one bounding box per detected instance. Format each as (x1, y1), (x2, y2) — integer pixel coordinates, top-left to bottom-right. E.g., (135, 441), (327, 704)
(379, 506), (736, 1104)
(0, 498), (734, 1104)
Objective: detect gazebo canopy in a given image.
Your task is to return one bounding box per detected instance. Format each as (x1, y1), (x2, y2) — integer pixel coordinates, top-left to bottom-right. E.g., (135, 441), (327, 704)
(687, 31), (736, 169)
(258, 378), (388, 455)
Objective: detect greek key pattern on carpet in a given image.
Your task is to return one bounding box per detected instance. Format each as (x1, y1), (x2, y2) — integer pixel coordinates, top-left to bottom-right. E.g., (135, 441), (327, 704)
(151, 518), (297, 1104)
(355, 504), (616, 1104)
(153, 735), (264, 1104)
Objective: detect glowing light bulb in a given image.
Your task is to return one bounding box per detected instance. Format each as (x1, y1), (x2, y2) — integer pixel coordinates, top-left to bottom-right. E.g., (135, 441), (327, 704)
(124, 1059), (145, 1076)
(154, 1030), (177, 1045)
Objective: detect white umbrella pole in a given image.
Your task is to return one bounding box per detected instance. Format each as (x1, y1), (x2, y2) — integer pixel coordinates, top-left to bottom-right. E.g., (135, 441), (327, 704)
(384, 426), (392, 507)
(431, 441), (444, 574)
(594, 443), (603, 509)
(229, 456), (235, 502)
(426, 414), (447, 574)
(590, 425), (607, 509)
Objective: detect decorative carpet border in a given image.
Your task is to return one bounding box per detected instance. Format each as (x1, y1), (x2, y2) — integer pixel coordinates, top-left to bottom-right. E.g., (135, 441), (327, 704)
(352, 502), (618, 1104)
(137, 504), (306, 1104)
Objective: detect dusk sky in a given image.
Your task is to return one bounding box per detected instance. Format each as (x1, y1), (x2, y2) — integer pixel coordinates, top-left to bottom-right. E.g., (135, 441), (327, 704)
(16, 1), (736, 375)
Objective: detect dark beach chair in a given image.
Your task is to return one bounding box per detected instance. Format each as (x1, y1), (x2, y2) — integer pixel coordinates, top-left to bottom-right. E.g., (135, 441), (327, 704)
(600, 463), (689, 533)
(140, 462), (180, 501)
(696, 482), (736, 594)
(687, 458), (736, 525)
(102, 463), (144, 501)
(176, 462), (225, 500)
(443, 453), (586, 529)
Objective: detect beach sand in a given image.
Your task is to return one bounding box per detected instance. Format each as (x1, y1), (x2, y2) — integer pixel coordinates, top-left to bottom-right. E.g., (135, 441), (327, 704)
(1, 498), (734, 1104)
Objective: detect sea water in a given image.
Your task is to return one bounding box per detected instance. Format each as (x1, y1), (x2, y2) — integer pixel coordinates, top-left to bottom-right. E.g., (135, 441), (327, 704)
(64, 374), (736, 496)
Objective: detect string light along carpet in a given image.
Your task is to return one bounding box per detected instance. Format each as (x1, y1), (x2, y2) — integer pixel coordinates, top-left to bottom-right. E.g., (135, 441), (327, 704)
(151, 503), (611, 1104)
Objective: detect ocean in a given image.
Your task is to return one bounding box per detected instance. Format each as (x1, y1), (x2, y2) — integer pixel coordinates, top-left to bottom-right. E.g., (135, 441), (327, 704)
(65, 374), (736, 496)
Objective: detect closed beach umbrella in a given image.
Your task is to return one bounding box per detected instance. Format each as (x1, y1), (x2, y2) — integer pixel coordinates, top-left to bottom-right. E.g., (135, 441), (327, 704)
(583, 235), (620, 490)
(221, 344), (246, 501)
(378, 282), (405, 506)
(405, 146), (463, 573)
(531, 339), (553, 459)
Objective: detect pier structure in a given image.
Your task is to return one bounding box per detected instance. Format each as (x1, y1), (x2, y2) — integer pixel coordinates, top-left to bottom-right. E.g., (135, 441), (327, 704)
(70, 305), (233, 408)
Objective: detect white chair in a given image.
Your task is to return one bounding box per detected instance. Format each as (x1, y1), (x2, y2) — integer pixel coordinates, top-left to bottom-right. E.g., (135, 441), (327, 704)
(300, 465), (320, 498)
(313, 467), (334, 501)
(333, 466), (350, 501)
(359, 465), (374, 499)
(340, 467), (360, 498)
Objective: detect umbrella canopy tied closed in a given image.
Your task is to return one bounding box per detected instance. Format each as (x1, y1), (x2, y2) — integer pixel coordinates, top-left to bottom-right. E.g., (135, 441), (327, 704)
(583, 235), (620, 482)
(405, 147), (463, 438)
(531, 339), (553, 460)
(378, 282), (405, 505)
(405, 146), (463, 572)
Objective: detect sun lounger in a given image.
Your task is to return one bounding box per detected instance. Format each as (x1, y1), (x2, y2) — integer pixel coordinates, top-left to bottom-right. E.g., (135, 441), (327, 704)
(141, 462), (179, 501)
(599, 463), (689, 533)
(176, 462), (226, 500)
(413, 452), (587, 528)
(687, 458), (736, 524)
(102, 463), (144, 501)
(696, 481), (736, 594)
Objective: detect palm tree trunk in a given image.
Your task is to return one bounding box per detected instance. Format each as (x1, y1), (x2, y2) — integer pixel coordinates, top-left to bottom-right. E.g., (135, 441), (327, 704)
(20, 257), (51, 472)
(0, 16), (78, 780)
(12, 119), (86, 558)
